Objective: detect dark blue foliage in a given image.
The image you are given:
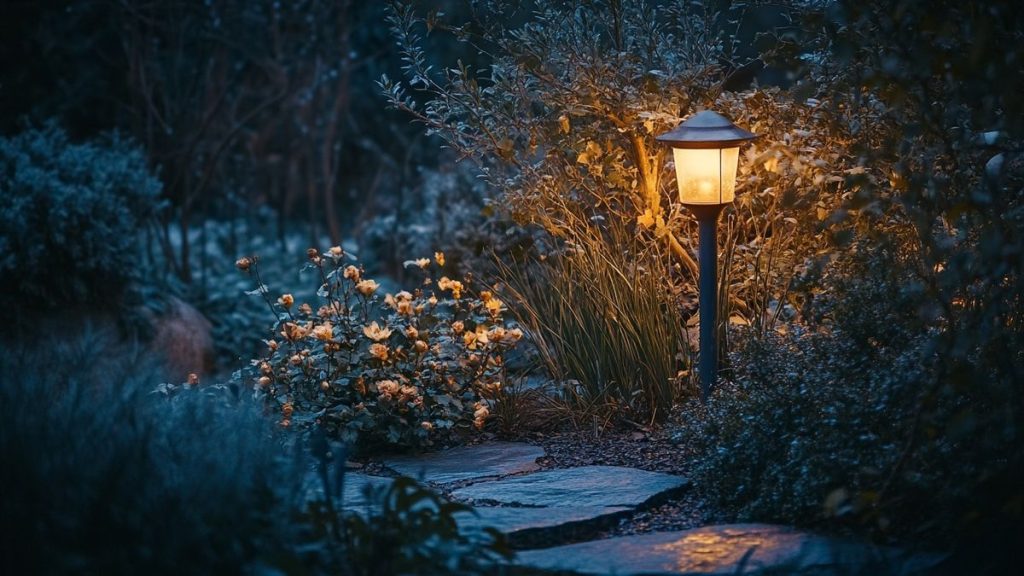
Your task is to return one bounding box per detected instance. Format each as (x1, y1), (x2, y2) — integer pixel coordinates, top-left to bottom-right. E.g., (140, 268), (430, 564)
(0, 335), (309, 576)
(0, 123), (163, 309)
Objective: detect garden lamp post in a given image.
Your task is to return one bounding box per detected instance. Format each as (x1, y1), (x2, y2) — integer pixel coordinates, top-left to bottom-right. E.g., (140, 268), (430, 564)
(657, 110), (757, 401)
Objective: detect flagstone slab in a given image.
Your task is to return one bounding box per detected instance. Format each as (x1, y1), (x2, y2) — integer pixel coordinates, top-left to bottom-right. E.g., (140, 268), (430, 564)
(382, 442), (545, 485)
(454, 505), (630, 537)
(514, 524), (942, 575)
(450, 465), (687, 508)
(341, 473), (394, 512)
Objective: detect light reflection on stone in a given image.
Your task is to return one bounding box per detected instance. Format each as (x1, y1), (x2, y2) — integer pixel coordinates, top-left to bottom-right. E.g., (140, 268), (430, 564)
(515, 523), (942, 574)
(652, 526), (806, 573)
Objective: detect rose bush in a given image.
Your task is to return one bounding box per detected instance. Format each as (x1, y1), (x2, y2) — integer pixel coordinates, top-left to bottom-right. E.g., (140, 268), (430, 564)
(237, 248), (522, 450)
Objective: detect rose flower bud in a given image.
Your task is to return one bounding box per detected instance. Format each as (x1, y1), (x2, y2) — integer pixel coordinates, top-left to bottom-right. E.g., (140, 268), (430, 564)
(235, 257), (252, 271)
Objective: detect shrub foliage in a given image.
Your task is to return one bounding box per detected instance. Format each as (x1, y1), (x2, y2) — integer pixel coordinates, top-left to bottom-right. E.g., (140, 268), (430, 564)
(0, 123), (162, 310)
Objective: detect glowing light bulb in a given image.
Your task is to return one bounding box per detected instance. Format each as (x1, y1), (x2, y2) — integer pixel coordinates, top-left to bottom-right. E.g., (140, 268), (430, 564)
(671, 147), (739, 205)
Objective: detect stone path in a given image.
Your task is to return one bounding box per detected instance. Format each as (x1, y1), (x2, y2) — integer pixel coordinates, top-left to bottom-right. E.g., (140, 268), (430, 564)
(348, 442), (938, 575)
(516, 523), (942, 575)
(382, 441), (544, 484)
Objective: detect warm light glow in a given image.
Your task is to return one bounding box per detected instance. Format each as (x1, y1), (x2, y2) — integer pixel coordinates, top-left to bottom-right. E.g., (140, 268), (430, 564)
(672, 147), (739, 205)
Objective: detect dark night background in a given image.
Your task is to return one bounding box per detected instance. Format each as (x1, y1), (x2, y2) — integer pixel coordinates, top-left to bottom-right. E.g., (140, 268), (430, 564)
(0, 1), (1021, 574)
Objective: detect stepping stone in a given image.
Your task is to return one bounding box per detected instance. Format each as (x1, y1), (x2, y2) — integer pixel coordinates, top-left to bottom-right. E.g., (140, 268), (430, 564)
(342, 472), (394, 508)
(450, 465), (687, 508)
(303, 470), (395, 516)
(382, 442), (544, 485)
(515, 523), (943, 575)
(454, 506), (630, 537)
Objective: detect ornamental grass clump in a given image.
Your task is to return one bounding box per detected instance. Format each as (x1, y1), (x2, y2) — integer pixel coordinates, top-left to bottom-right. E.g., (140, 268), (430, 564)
(238, 248), (522, 449)
(500, 220), (689, 426)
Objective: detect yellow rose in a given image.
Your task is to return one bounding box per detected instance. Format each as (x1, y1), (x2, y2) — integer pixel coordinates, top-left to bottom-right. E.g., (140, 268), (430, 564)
(369, 343), (389, 361)
(488, 326), (507, 343)
(362, 321), (393, 342)
(397, 300), (414, 316)
(355, 279), (379, 296)
(376, 379), (399, 400)
(485, 298), (504, 316)
(311, 322), (334, 342)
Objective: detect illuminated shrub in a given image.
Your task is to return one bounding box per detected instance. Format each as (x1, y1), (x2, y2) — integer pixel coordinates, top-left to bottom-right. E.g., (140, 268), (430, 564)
(238, 249), (522, 449)
(382, 2), (865, 332)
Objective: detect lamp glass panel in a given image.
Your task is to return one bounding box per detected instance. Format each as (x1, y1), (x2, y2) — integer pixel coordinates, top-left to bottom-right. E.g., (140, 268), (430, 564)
(672, 146), (739, 204)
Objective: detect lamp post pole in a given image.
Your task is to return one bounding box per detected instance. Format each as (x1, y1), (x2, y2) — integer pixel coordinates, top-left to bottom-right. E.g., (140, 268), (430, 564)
(690, 204), (724, 400)
(656, 110), (757, 403)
